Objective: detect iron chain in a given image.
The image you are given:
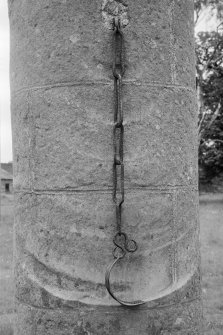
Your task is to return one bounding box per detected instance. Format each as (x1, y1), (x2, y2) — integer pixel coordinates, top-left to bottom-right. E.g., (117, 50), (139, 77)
(105, 17), (146, 307)
(112, 18), (137, 258)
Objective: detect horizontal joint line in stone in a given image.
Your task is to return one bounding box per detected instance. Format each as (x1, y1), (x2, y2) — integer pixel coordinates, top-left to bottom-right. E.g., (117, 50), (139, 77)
(124, 80), (194, 92)
(13, 81), (112, 94)
(12, 81), (194, 95)
(16, 295), (201, 313)
(14, 185), (198, 195)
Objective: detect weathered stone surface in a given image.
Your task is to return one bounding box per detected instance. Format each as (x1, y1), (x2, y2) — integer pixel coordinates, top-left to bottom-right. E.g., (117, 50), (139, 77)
(9, 0), (202, 333)
(12, 85), (197, 190)
(9, 0), (194, 92)
(102, 0), (130, 29)
(13, 189), (200, 320)
(173, 0), (195, 87)
(15, 296), (203, 335)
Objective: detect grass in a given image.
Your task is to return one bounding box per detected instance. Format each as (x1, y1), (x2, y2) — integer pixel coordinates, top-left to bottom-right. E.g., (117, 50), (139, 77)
(0, 192), (222, 334)
(200, 193), (223, 334)
(0, 194), (14, 335)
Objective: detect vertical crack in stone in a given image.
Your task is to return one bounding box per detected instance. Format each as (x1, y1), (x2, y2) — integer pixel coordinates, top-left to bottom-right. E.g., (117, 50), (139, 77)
(169, 0), (177, 84)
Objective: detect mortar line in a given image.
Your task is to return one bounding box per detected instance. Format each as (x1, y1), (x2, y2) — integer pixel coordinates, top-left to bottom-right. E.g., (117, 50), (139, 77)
(14, 185), (198, 195)
(12, 81), (194, 95)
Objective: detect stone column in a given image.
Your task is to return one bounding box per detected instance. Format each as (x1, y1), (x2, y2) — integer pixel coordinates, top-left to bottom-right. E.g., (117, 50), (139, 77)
(9, 0), (203, 333)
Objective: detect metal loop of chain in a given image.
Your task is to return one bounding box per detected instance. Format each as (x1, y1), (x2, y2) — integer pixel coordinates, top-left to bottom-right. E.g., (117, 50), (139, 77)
(105, 18), (146, 307)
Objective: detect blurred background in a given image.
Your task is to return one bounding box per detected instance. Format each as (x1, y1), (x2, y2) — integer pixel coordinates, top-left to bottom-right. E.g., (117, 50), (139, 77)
(0, 0), (223, 334)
